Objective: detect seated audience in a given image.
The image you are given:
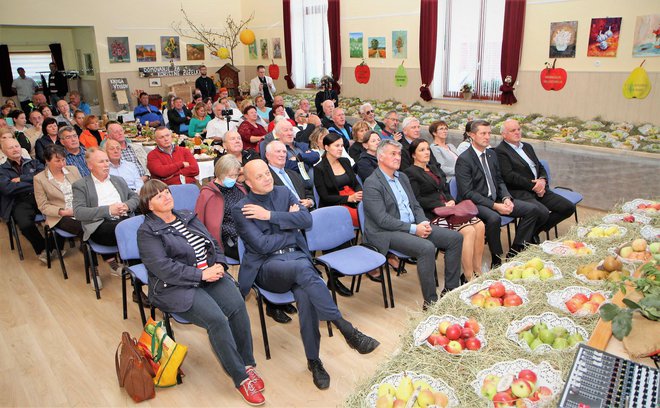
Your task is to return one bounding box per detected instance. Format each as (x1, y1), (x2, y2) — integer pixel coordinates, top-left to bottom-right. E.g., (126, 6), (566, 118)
(29, 93), (48, 114)
(362, 139), (463, 308)
(1, 104), (14, 125)
(306, 126), (326, 163)
(293, 109), (315, 144)
(355, 131), (381, 181)
(147, 126), (199, 185)
(0, 128), (31, 164)
(25, 109), (44, 148)
(347, 120), (369, 162)
(69, 91), (90, 115)
(188, 102), (211, 137)
(399, 117), (440, 171)
(298, 98), (311, 115)
(429, 120), (460, 180)
(267, 105), (295, 132)
(267, 95), (294, 122)
(327, 108), (353, 151)
(233, 159), (379, 390)
(266, 140), (315, 210)
(105, 121), (149, 179)
(72, 110), (86, 136)
(0, 137), (46, 261)
(105, 139), (144, 193)
(161, 92), (176, 127)
(79, 115), (106, 148)
(167, 97), (192, 135)
(218, 88), (239, 109)
(73, 147), (140, 286)
(59, 126), (90, 177)
(456, 121), (473, 155)
(380, 111), (402, 141)
(54, 99), (73, 126)
(138, 179), (265, 405)
(38, 104), (53, 119)
(237, 105), (267, 152)
(207, 101), (239, 141)
(9, 110), (32, 154)
(254, 95), (271, 125)
(265, 120), (319, 177)
(358, 103), (385, 134)
(319, 99), (335, 129)
(203, 97), (215, 119)
(404, 139), (485, 281)
(134, 92), (163, 126)
(216, 131), (260, 168)
(35, 117), (61, 163)
(187, 93), (203, 110)
(495, 119), (574, 241)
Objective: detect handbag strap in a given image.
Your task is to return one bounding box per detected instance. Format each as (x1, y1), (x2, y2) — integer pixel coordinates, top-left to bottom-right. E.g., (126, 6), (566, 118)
(115, 341), (124, 387)
(150, 321), (167, 363)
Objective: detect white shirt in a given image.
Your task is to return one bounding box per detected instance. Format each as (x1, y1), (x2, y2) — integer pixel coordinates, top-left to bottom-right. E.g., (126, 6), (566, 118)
(505, 141), (538, 179)
(206, 117), (239, 139)
(12, 77), (37, 101)
(92, 174), (122, 208)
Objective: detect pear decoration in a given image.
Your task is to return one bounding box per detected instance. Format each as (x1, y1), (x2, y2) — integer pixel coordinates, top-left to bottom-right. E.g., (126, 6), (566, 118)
(395, 61), (409, 87)
(623, 60), (651, 99)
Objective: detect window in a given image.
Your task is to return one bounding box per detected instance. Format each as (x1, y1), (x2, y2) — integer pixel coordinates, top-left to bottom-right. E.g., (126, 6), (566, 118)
(432, 0), (505, 100)
(9, 52), (53, 87)
(290, 0), (332, 88)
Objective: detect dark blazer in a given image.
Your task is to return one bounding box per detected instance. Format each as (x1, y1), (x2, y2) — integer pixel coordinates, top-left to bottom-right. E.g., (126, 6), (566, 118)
(403, 163), (451, 220)
(399, 137), (440, 171)
(348, 142), (365, 162)
(270, 166), (314, 206)
(138, 210), (228, 313)
(313, 156), (361, 208)
(195, 76), (216, 99)
(355, 151), (378, 182)
(494, 141), (549, 201)
(48, 71), (68, 97)
(314, 89), (338, 115)
(232, 186), (313, 296)
(362, 168), (428, 255)
(455, 146), (511, 208)
(321, 116), (335, 129)
(295, 123), (316, 144)
(268, 107), (295, 122)
(0, 158), (44, 221)
(34, 135), (61, 164)
(167, 107), (192, 134)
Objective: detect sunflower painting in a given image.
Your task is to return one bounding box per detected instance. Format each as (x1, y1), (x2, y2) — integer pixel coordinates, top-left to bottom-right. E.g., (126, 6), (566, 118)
(161, 36), (180, 61)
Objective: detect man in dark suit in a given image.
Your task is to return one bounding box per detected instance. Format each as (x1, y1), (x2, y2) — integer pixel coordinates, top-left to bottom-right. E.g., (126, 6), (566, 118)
(363, 139), (463, 309)
(495, 119), (574, 241)
(232, 159), (379, 390)
(167, 97), (192, 135)
(266, 140), (315, 210)
(455, 120), (544, 267)
(399, 117), (439, 171)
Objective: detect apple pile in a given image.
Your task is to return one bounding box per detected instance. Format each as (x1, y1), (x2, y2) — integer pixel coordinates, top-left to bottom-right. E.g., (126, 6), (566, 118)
(562, 240), (593, 256)
(470, 282), (524, 309)
(375, 373), (449, 408)
(503, 258), (555, 281)
(636, 202), (660, 214)
(576, 256), (629, 282)
(585, 225), (622, 238)
(517, 322), (584, 351)
(621, 214), (640, 223)
(426, 318), (482, 354)
(481, 370), (552, 406)
(618, 239), (653, 262)
(565, 292), (607, 315)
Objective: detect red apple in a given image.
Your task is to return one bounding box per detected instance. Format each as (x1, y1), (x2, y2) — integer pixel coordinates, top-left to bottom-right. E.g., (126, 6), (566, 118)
(572, 293), (589, 304)
(438, 320), (451, 335)
(444, 340), (462, 354)
(589, 293), (606, 304)
(505, 289), (517, 297)
(534, 386), (552, 400)
(465, 318), (480, 334)
(465, 337), (482, 351)
(489, 282), (506, 298)
(457, 337), (466, 349)
(574, 242), (585, 249)
(445, 324), (462, 340)
(580, 301), (599, 314)
(517, 369), (537, 386)
(622, 215), (635, 223)
(427, 332), (446, 346)
(511, 378), (533, 398)
(493, 391), (516, 407)
(461, 327), (475, 339)
(564, 298), (582, 314)
(503, 294), (523, 307)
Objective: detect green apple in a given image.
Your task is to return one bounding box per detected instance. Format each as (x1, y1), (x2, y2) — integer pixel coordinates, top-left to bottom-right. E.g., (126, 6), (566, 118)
(530, 338), (544, 350)
(552, 337), (569, 350)
(538, 328), (556, 345)
(521, 267), (539, 279)
(567, 332), (584, 347)
(539, 267), (554, 280)
(619, 246), (634, 258)
(552, 326), (569, 338)
(519, 330), (536, 346)
(531, 322), (548, 337)
(505, 267), (522, 280)
(525, 257), (544, 271)
(649, 242), (660, 254)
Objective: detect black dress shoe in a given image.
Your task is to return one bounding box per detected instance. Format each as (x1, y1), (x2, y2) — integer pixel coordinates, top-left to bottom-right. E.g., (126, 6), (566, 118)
(281, 303), (297, 314)
(344, 328), (380, 354)
(132, 291), (151, 308)
(331, 276), (353, 297)
(460, 274), (468, 285)
(266, 305), (292, 324)
(531, 235), (541, 245)
(307, 359), (330, 389)
(491, 254), (503, 269)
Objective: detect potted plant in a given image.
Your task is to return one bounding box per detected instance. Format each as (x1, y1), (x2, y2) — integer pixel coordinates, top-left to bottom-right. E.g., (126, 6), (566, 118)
(460, 84), (473, 100)
(306, 77), (320, 89)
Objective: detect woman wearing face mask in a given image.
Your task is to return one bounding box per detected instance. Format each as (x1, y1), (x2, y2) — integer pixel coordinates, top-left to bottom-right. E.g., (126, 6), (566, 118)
(194, 155), (246, 260)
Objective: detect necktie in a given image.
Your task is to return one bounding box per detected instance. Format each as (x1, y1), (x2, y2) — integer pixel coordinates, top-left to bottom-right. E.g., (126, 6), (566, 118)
(279, 169), (300, 201)
(480, 152), (497, 200)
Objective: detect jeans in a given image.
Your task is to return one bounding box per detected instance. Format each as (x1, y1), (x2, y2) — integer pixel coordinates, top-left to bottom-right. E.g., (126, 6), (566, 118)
(176, 276), (255, 387)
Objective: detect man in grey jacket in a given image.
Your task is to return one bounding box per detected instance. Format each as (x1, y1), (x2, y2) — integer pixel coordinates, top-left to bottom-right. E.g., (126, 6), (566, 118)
(362, 139), (463, 309)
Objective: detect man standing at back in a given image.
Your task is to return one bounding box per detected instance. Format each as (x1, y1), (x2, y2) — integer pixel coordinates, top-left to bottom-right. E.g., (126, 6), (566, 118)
(47, 62), (68, 106)
(250, 65), (276, 107)
(195, 65), (217, 100)
(12, 67), (38, 113)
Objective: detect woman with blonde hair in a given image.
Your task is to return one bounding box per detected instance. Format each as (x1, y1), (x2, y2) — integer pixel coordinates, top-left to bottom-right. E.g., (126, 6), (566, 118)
(188, 102), (211, 137)
(79, 115), (106, 148)
(347, 120), (370, 162)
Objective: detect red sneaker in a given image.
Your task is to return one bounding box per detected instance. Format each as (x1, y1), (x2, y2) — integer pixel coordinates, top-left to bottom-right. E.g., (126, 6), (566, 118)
(237, 379), (265, 406)
(246, 366), (265, 391)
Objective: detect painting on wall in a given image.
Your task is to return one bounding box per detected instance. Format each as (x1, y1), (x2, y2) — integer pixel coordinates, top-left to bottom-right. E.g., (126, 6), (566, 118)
(108, 37), (130, 63)
(161, 36), (181, 61)
(136, 44), (156, 62)
(186, 44), (205, 60)
(248, 41), (258, 60)
(549, 21), (577, 58)
(349, 32), (363, 58)
(272, 38), (282, 59)
(587, 17), (622, 57)
(260, 39), (269, 59)
(632, 14), (660, 57)
(368, 36), (386, 59)
(392, 31), (407, 58)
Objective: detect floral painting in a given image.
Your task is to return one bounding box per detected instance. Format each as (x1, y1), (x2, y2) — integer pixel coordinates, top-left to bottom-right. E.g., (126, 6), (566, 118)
(136, 44), (156, 62)
(549, 21), (577, 58)
(349, 32), (363, 58)
(161, 36), (180, 61)
(186, 44), (205, 60)
(587, 17), (622, 57)
(260, 39), (269, 59)
(392, 31), (407, 58)
(632, 14), (660, 57)
(368, 36), (386, 59)
(108, 37), (130, 63)
(272, 38), (282, 59)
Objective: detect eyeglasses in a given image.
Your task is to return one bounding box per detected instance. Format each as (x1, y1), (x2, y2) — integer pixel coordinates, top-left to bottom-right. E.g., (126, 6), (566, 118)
(365, 110), (374, 115)
(297, 113), (309, 118)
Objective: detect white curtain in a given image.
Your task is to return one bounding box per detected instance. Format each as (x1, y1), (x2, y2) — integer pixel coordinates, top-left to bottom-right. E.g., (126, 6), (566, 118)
(290, 0), (331, 88)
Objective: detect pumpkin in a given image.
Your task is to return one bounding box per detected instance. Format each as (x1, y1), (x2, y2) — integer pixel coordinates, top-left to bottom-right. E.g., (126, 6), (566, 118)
(269, 60), (280, 80)
(239, 29), (255, 45)
(217, 47), (230, 60)
(354, 61), (370, 84)
(623, 60), (651, 99)
(540, 59), (567, 91)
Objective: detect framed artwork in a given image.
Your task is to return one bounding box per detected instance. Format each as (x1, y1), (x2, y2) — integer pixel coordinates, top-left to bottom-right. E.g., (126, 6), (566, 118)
(260, 39), (269, 59)
(632, 14), (660, 57)
(368, 36), (386, 58)
(349, 32), (363, 58)
(248, 41), (258, 60)
(392, 31), (407, 58)
(272, 38), (282, 59)
(549, 21), (577, 58)
(186, 44), (205, 60)
(587, 17), (622, 57)
(136, 44), (156, 62)
(108, 37), (130, 63)
(161, 36), (181, 61)
(149, 78), (161, 87)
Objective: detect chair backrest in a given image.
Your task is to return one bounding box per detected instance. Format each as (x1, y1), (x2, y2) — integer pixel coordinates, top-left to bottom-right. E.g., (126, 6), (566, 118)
(355, 174), (364, 187)
(306, 206), (354, 251)
(357, 201), (367, 236)
(237, 237), (246, 263)
(449, 178), (458, 200)
(115, 215), (146, 261)
(170, 184), (201, 212)
(539, 159), (552, 185)
(312, 184), (320, 207)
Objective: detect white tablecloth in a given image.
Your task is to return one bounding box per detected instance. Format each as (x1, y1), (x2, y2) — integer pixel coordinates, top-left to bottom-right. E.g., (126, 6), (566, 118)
(139, 144), (214, 182)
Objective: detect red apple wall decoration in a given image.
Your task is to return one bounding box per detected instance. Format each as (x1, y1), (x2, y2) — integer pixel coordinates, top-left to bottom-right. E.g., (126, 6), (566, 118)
(540, 59), (567, 91)
(355, 61), (371, 84)
(269, 60), (280, 80)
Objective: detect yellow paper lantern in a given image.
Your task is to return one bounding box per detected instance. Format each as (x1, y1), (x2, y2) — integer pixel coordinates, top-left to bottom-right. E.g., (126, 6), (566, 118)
(240, 29), (255, 45)
(218, 47), (230, 59)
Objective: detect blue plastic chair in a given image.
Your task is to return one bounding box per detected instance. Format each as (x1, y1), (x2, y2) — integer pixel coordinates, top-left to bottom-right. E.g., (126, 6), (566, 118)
(306, 206), (389, 308)
(83, 239), (118, 300)
(44, 226), (78, 279)
(7, 214), (46, 261)
(169, 184), (201, 212)
(539, 159), (582, 229)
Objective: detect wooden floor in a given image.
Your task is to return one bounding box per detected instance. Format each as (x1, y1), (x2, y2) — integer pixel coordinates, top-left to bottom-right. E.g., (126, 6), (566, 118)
(0, 206), (604, 407)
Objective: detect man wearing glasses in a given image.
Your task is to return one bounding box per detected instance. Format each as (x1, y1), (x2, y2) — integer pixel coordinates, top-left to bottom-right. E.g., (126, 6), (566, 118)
(59, 126), (90, 177)
(381, 111), (403, 141)
(359, 103), (385, 135)
(293, 109), (316, 144)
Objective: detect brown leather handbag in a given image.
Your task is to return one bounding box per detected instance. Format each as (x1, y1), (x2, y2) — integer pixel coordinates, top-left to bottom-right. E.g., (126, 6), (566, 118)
(115, 332), (156, 402)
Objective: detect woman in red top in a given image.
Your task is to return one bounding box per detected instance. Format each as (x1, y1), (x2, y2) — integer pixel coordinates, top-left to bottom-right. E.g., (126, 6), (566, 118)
(237, 105), (267, 152)
(266, 104), (296, 132)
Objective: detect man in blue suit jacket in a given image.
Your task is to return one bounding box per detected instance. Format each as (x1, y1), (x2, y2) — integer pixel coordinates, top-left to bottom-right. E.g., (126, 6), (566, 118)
(232, 159), (379, 390)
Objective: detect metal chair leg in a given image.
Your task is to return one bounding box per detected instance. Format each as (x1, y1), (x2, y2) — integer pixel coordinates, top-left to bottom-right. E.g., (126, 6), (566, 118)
(10, 218), (24, 260)
(44, 226), (51, 269)
(255, 293), (271, 360)
(7, 222), (15, 250)
(86, 245), (101, 299)
(121, 266), (128, 320)
(384, 263), (395, 308)
(52, 230), (68, 279)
